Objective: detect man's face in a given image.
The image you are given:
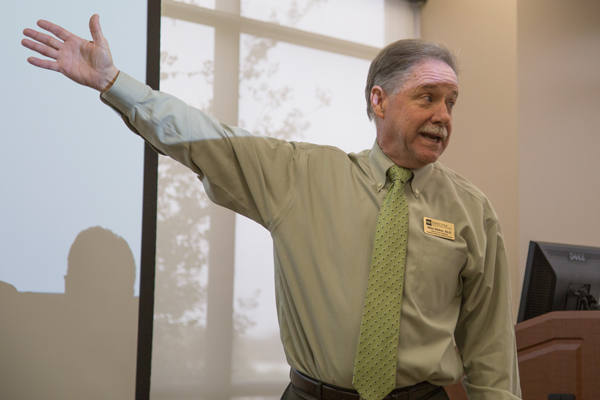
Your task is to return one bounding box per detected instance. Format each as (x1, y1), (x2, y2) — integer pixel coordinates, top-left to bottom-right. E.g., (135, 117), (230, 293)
(372, 59), (459, 169)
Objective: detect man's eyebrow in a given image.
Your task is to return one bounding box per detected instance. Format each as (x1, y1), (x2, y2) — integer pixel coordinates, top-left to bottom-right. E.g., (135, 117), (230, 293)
(415, 83), (459, 96)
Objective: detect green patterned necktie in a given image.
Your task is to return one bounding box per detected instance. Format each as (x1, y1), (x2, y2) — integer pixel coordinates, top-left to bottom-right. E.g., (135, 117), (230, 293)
(353, 165), (413, 400)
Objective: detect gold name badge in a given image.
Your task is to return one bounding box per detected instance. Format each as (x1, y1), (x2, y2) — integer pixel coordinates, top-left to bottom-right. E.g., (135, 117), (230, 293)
(423, 217), (455, 241)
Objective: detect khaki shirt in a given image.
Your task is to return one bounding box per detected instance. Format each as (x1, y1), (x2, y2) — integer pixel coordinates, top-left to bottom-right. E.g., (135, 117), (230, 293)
(102, 72), (521, 399)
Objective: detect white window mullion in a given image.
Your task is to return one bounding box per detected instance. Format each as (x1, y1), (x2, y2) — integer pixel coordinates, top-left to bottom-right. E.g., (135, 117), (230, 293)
(161, 0), (381, 60)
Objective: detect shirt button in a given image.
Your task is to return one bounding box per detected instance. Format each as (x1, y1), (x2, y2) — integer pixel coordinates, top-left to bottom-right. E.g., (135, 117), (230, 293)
(415, 189), (420, 194)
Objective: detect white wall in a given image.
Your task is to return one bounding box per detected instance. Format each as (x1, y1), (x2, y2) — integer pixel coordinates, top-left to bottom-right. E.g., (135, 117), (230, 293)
(517, 0), (600, 292)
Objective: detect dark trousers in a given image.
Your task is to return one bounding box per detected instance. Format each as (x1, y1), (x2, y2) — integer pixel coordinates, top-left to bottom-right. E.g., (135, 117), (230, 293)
(281, 382), (450, 400)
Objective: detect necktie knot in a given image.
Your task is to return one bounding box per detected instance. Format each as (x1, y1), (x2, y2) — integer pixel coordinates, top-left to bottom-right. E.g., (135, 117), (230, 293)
(387, 165), (412, 185)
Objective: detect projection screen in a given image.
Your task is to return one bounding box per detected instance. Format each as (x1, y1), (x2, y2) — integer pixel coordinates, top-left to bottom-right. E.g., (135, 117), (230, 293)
(0, 0), (147, 398)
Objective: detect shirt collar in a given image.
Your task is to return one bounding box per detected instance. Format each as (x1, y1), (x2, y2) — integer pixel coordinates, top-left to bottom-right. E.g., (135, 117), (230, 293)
(369, 140), (434, 199)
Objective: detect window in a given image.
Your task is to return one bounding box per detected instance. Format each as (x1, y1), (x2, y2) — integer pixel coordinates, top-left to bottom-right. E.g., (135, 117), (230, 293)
(151, 1), (416, 399)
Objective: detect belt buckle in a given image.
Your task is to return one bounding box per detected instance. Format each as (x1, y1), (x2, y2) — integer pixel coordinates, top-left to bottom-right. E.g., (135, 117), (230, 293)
(407, 383), (434, 400)
(385, 392), (403, 400)
(390, 390), (408, 400)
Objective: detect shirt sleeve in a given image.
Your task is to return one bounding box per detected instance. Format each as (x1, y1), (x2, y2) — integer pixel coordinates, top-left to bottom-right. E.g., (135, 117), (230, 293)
(100, 72), (303, 229)
(454, 221), (522, 399)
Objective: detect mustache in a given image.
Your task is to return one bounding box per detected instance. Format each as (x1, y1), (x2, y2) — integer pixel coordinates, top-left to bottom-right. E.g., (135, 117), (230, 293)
(418, 125), (448, 140)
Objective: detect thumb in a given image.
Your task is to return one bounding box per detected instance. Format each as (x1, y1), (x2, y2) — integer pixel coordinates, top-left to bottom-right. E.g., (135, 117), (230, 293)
(89, 14), (106, 44)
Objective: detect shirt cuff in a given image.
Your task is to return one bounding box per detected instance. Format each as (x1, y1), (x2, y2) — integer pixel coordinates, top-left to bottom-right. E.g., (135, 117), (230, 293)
(100, 71), (147, 115)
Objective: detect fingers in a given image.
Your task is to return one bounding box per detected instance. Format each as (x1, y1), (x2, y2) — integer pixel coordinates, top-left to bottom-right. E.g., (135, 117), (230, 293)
(26, 56), (59, 72)
(36, 19), (73, 42)
(89, 14), (105, 44)
(21, 38), (59, 60)
(23, 27), (63, 49)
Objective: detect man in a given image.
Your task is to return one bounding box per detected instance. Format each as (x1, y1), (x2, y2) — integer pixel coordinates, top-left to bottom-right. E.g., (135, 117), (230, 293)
(22, 15), (522, 400)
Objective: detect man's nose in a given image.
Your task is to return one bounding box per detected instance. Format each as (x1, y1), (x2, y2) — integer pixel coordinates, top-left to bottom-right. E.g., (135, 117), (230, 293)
(431, 101), (451, 125)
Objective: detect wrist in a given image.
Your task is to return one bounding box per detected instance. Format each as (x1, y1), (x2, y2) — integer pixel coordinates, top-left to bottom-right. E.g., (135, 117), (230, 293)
(100, 67), (120, 93)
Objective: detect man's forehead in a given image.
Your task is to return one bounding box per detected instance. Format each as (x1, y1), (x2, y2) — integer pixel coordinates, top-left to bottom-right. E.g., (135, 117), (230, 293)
(405, 60), (459, 93)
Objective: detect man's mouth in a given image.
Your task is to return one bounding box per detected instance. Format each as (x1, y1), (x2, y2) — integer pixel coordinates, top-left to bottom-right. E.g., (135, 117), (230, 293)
(420, 132), (442, 142)
(418, 125), (447, 142)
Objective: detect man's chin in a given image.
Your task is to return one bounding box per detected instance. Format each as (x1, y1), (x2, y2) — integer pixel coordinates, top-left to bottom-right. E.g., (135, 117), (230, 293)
(413, 143), (447, 165)
(412, 152), (442, 168)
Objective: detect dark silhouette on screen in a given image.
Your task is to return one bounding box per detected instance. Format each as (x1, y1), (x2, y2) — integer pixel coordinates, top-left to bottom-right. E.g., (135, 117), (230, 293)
(0, 226), (138, 400)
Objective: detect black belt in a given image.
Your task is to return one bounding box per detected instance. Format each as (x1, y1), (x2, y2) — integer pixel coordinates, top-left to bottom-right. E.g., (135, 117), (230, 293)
(290, 369), (443, 400)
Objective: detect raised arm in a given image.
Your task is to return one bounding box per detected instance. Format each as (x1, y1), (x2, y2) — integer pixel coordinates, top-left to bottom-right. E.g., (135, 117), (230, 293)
(22, 14), (119, 93)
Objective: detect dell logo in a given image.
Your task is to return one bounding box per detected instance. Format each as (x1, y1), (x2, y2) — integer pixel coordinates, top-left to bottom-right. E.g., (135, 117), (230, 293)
(569, 252), (586, 262)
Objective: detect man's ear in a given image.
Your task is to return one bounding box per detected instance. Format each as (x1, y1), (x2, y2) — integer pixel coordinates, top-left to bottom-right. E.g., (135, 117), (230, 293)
(371, 86), (386, 119)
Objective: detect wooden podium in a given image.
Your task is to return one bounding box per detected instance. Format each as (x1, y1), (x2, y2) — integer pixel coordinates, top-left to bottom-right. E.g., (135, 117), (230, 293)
(444, 311), (600, 399)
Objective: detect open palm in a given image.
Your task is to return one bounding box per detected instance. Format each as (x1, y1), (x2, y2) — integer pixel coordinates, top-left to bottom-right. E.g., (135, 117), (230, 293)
(22, 14), (119, 92)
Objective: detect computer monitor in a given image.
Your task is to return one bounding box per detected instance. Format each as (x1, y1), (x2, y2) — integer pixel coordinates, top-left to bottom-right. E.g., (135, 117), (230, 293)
(517, 241), (600, 323)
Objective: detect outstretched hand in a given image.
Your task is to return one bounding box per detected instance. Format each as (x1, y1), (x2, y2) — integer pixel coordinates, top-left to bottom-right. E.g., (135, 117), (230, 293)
(22, 14), (119, 93)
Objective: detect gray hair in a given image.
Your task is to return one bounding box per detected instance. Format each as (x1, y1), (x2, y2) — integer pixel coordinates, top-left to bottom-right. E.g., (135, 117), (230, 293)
(365, 39), (458, 120)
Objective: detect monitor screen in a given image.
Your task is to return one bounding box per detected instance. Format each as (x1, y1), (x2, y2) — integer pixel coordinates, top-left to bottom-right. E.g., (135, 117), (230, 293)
(518, 241), (600, 323)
